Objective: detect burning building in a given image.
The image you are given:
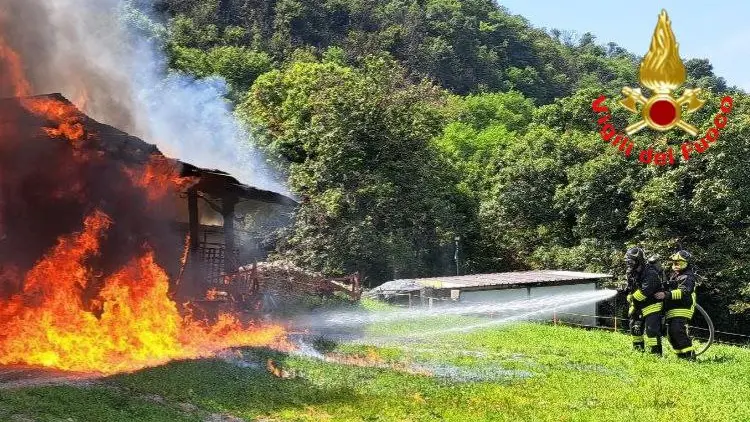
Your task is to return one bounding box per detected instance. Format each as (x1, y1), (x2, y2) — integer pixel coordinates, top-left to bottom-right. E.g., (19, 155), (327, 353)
(0, 0), (350, 375)
(0, 92), (297, 296)
(0, 92), (298, 374)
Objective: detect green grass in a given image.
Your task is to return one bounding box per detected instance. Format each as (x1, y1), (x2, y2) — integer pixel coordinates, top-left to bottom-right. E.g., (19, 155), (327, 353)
(2, 322), (749, 422)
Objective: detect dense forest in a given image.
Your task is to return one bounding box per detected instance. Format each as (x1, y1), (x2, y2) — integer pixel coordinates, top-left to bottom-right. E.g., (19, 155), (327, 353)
(138, 0), (748, 333)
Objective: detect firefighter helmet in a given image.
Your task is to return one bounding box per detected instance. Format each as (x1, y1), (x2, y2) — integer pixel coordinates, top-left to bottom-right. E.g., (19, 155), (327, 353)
(624, 247), (646, 269)
(670, 250), (692, 271)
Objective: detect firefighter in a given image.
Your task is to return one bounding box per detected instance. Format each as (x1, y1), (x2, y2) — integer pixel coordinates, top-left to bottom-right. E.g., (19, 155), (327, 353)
(625, 247), (663, 355)
(654, 250), (697, 360)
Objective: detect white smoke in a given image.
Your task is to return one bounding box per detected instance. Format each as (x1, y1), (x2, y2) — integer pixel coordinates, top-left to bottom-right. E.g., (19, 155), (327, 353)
(0, 0), (289, 195)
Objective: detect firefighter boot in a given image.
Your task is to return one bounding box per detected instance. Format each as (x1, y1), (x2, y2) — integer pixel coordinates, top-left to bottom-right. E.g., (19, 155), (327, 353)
(676, 349), (696, 361)
(644, 334), (662, 356)
(649, 343), (663, 356)
(630, 319), (644, 352)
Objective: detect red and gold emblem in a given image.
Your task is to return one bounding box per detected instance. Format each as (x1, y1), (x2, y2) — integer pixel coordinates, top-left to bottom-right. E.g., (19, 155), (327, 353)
(619, 10), (705, 136)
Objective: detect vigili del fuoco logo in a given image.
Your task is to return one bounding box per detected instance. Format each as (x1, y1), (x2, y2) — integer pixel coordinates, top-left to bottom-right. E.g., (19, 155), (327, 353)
(591, 9), (733, 165)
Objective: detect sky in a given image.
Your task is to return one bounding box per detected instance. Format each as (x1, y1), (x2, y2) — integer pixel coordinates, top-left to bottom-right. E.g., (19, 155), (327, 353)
(498, 1), (750, 90)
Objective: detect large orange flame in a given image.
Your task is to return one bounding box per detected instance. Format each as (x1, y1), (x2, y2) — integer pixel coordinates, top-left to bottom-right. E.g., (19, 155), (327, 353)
(0, 211), (287, 374)
(21, 97), (87, 148)
(125, 155), (199, 202)
(0, 32), (31, 97)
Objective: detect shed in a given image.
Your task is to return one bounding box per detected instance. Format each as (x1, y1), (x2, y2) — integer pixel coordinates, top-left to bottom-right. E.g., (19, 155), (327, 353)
(370, 270), (613, 326)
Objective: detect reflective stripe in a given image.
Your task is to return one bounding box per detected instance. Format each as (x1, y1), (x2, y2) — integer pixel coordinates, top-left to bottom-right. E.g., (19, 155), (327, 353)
(677, 346), (694, 353)
(666, 292), (697, 319)
(642, 303), (663, 316)
(644, 336), (660, 346)
(633, 290), (646, 301)
(666, 309), (694, 319)
(670, 289), (682, 300)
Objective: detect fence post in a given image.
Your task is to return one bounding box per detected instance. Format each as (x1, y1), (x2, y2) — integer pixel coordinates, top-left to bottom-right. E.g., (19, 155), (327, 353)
(612, 294), (616, 331)
(553, 309), (557, 326)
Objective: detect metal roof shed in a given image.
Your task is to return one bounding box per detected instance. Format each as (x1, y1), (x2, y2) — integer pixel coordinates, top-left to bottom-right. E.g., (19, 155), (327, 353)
(370, 270), (613, 326)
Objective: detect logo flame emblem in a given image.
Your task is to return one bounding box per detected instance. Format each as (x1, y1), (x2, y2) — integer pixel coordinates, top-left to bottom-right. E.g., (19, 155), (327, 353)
(619, 10), (705, 136)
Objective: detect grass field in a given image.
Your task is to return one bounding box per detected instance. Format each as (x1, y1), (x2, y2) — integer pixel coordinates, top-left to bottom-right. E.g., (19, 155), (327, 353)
(1, 314), (749, 422)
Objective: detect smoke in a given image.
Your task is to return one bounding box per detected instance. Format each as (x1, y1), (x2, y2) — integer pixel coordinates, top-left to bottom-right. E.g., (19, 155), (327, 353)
(0, 0), (288, 195)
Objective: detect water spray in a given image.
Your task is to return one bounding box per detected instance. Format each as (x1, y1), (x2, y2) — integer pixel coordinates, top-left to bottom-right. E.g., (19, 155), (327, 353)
(305, 289), (616, 330)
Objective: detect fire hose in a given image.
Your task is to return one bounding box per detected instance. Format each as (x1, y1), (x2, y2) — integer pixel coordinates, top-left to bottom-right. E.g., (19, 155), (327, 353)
(686, 303), (714, 357)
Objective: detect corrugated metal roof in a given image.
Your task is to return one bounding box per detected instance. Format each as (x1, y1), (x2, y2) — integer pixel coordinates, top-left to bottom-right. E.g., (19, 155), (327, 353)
(375, 270), (612, 292)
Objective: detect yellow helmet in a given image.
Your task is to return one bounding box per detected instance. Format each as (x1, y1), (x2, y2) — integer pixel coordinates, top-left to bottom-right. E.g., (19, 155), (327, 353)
(670, 250), (691, 271)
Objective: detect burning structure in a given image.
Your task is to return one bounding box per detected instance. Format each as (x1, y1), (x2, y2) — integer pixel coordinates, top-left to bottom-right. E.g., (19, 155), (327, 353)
(0, 93), (299, 374)
(0, 0), (362, 376)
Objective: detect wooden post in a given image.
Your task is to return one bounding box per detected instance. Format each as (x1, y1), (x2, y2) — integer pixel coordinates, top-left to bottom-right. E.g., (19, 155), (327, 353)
(221, 194), (239, 274)
(613, 295), (618, 331)
(428, 297), (434, 309)
(251, 262), (259, 294)
(353, 271), (361, 300)
(179, 187), (201, 301)
(553, 309), (557, 326)
(187, 188), (200, 250)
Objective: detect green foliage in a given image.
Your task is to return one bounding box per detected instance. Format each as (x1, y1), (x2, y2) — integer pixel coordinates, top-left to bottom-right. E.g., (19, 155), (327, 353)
(169, 45), (273, 95)
(157, 0), (637, 104)
(239, 57), (463, 283)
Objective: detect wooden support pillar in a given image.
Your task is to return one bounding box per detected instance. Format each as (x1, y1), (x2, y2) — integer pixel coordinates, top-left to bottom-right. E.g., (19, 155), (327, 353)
(222, 194), (239, 274)
(187, 188), (200, 250)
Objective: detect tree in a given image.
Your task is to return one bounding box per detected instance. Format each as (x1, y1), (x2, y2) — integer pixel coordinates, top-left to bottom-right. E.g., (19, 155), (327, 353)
(239, 57), (464, 283)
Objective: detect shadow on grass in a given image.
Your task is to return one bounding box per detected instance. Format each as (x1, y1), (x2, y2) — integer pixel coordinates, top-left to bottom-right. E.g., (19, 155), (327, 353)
(105, 347), (360, 419)
(699, 353), (738, 364)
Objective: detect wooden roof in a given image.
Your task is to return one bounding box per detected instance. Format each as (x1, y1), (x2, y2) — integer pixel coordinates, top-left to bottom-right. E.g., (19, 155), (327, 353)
(0, 94), (297, 207)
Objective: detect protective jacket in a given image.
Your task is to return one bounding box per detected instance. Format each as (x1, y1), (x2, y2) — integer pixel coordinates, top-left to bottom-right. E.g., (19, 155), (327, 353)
(663, 266), (697, 320)
(627, 263), (663, 317)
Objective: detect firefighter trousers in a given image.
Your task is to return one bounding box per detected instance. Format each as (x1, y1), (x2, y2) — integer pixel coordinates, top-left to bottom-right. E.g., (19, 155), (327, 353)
(630, 312), (662, 355)
(666, 317), (695, 359)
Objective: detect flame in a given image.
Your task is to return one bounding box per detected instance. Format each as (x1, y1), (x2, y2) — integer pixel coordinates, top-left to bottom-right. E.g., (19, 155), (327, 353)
(206, 288), (219, 301)
(175, 234), (191, 286)
(21, 97), (87, 148)
(179, 234), (191, 267)
(639, 9), (686, 93)
(0, 210), (287, 374)
(0, 32), (31, 97)
(125, 155), (199, 202)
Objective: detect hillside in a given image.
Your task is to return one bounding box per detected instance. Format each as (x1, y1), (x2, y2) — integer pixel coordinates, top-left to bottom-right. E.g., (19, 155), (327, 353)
(127, 1), (750, 333)
(2, 322), (748, 421)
